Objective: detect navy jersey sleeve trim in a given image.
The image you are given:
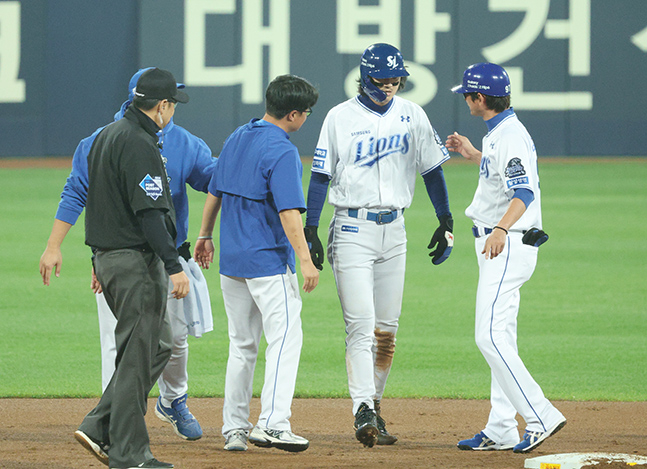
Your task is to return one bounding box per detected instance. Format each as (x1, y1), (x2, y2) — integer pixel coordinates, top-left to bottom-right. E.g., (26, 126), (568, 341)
(512, 187), (535, 208)
(422, 166), (451, 219)
(305, 171), (331, 227)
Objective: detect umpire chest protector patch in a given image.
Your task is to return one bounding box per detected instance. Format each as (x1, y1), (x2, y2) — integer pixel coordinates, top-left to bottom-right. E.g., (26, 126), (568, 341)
(139, 174), (164, 200)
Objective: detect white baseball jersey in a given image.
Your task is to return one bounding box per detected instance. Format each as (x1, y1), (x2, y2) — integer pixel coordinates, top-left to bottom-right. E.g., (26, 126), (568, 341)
(465, 110), (541, 230)
(312, 96), (449, 210)
(466, 109), (565, 441)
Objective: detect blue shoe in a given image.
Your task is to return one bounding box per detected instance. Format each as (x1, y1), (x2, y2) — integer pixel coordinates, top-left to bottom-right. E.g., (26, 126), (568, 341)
(457, 431), (515, 451)
(513, 419), (567, 453)
(155, 394), (203, 440)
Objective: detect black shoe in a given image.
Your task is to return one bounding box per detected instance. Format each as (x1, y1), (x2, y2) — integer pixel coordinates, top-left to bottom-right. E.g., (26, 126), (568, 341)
(74, 430), (109, 466)
(112, 458), (174, 469)
(374, 400), (398, 445)
(354, 402), (378, 448)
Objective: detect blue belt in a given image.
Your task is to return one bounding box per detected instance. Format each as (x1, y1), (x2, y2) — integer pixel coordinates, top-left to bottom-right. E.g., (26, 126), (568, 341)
(348, 208), (401, 225)
(472, 226), (493, 238)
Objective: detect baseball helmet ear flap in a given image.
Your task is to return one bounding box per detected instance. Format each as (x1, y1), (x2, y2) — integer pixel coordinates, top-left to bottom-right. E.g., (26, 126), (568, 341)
(451, 62), (511, 97)
(360, 43), (410, 102)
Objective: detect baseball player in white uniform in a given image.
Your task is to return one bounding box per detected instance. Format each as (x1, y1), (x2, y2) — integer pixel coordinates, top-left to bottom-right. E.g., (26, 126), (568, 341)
(304, 43), (454, 448)
(446, 62), (566, 453)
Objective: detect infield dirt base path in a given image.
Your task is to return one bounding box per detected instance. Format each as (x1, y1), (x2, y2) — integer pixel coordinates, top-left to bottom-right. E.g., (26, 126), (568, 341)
(0, 398), (644, 468)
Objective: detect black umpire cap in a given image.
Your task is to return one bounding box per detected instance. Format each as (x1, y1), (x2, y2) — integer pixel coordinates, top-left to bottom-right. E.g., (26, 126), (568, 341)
(134, 68), (189, 103)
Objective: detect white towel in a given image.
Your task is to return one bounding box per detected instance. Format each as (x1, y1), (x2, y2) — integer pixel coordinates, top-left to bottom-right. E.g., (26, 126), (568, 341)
(176, 256), (214, 338)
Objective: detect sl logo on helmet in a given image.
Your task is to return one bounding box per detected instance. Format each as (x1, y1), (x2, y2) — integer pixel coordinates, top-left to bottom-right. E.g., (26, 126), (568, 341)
(387, 55), (397, 68)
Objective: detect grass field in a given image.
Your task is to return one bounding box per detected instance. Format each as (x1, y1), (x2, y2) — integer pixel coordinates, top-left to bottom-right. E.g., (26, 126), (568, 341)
(0, 158), (645, 400)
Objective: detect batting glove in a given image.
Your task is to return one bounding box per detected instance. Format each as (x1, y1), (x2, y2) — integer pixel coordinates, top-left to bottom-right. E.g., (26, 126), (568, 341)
(428, 215), (454, 265)
(304, 225), (324, 271)
(522, 228), (549, 247)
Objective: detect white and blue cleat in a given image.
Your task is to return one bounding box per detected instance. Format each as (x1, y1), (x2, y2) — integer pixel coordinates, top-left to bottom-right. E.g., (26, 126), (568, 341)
(513, 418), (567, 453)
(457, 431), (515, 451)
(155, 394), (203, 441)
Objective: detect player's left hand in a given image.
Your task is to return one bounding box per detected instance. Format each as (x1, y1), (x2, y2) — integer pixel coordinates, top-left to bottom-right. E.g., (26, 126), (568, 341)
(428, 215), (454, 265)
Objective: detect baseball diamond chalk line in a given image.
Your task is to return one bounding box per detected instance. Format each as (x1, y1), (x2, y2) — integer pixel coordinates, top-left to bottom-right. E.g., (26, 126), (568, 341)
(525, 452), (647, 468)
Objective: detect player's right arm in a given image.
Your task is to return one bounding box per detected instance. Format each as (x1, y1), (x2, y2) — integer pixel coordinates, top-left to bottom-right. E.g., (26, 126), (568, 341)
(40, 135), (95, 286)
(304, 113), (335, 270)
(40, 219), (73, 285)
(445, 131), (482, 163)
(194, 191), (222, 270)
(280, 208), (319, 293)
(304, 172), (329, 270)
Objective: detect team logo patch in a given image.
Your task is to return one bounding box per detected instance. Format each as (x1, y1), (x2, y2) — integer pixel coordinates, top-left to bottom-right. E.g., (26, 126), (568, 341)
(312, 159), (325, 170)
(505, 157), (526, 178)
(341, 225), (359, 233)
(139, 174), (164, 200)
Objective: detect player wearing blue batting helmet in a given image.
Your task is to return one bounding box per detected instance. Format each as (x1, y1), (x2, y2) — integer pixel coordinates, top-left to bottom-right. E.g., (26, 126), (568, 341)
(360, 43), (410, 103)
(451, 62), (511, 97)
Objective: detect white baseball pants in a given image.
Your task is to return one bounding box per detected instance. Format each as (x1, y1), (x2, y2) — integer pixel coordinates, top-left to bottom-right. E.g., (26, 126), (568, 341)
(98, 257), (211, 404)
(220, 269), (303, 436)
(328, 211), (407, 415)
(474, 232), (564, 444)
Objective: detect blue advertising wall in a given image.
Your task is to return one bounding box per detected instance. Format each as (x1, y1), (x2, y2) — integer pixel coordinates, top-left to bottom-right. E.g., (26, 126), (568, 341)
(1, 0), (646, 157)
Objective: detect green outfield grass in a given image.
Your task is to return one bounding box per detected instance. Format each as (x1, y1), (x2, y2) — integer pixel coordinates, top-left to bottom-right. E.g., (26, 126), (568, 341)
(0, 158), (645, 400)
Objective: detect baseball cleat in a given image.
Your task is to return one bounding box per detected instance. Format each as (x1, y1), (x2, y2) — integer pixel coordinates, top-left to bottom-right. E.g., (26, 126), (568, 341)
(249, 426), (309, 452)
(74, 429), (109, 466)
(457, 431), (515, 451)
(155, 394), (203, 440)
(354, 402), (379, 448)
(374, 400), (397, 445)
(224, 429), (248, 451)
(513, 418), (567, 453)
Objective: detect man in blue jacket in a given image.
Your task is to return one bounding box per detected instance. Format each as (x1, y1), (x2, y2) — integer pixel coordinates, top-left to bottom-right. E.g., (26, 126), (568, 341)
(39, 68), (216, 448)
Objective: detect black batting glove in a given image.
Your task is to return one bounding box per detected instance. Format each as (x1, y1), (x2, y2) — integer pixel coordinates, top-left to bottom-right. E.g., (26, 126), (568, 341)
(304, 225), (324, 271)
(427, 214), (454, 265)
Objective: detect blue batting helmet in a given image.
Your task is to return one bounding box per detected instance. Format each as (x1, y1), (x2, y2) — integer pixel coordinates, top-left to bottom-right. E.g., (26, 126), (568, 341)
(451, 62), (510, 97)
(360, 43), (410, 103)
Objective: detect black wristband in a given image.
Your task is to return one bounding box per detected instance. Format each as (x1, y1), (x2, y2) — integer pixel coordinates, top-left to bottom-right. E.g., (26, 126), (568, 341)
(493, 225), (508, 234)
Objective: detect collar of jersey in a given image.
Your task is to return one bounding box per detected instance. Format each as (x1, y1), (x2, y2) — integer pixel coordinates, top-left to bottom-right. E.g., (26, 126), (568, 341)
(356, 94), (394, 116)
(485, 107), (515, 133)
(114, 100), (174, 137)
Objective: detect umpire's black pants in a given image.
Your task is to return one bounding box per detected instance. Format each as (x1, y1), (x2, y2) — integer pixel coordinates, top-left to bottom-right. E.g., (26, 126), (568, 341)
(79, 249), (172, 468)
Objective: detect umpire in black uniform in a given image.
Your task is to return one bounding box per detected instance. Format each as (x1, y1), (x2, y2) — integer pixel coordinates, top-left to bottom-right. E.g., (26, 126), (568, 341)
(74, 68), (190, 469)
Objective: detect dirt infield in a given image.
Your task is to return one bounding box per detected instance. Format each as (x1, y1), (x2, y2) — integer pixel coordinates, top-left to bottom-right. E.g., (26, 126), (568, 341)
(0, 398), (644, 468)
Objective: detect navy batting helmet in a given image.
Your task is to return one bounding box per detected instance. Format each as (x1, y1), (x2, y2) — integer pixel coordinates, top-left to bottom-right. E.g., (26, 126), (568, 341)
(451, 62), (510, 97)
(360, 43), (410, 103)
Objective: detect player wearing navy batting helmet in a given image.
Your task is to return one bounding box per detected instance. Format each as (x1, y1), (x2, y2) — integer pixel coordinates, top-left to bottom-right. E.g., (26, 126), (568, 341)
(446, 62), (566, 454)
(305, 43), (453, 448)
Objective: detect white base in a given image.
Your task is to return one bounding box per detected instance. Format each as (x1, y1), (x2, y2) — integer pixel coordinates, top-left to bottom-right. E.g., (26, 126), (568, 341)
(525, 452), (647, 469)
